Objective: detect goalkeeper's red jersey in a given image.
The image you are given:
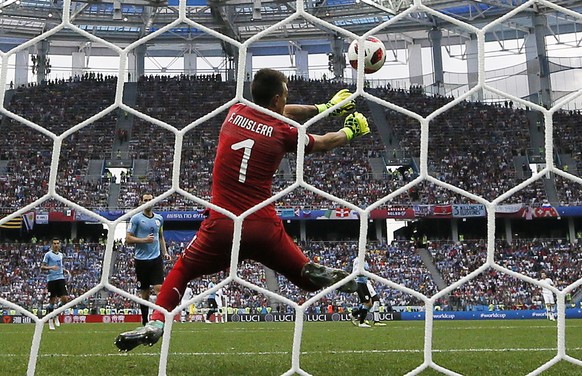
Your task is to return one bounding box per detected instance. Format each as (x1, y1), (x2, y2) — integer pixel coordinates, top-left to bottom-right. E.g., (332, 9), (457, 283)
(210, 103), (314, 219)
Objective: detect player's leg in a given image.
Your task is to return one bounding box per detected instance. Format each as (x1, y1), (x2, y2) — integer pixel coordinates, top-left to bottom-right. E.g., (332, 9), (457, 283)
(350, 283), (370, 327)
(215, 298), (223, 323)
(358, 303), (371, 328)
(367, 283), (385, 326)
(221, 300), (228, 323)
(147, 257), (165, 325)
(151, 218), (231, 322)
(357, 285), (372, 327)
(247, 220), (356, 293)
(139, 288), (151, 326)
(370, 298), (385, 326)
(206, 298), (217, 323)
(115, 220), (230, 351)
(543, 295), (555, 320)
(135, 259), (152, 326)
(180, 308), (187, 323)
(350, 305), (361, 326)
(46, 282), (57, 330)
(545, 294), (556, 321)
(54, 281), (69, 328)
(47, 297), (57, 330)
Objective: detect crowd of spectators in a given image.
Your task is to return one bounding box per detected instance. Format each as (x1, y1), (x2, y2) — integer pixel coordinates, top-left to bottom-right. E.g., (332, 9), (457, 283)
(3, 75), (582, 214)
(1, 76), (117, 212)
(2, 238), (578, 316)
(428, 239), (581, 310)
(372, 86), (548, 205)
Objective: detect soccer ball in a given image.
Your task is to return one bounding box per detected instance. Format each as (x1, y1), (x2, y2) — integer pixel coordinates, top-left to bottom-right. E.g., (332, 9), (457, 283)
(347, 36), (386, 74)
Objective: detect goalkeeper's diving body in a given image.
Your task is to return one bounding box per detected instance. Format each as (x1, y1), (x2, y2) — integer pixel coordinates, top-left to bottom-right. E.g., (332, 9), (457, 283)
(115, 68), (371, 351)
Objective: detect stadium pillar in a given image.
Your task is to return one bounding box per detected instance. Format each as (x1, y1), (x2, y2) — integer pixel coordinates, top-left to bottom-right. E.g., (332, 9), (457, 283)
(295, 49), (309, 79)
(184, 52), (197, 76)
(128, 44), (146, 81)
(451, 219), (459, 242)
(71, 221), (78, 241)
(525, 13), (552, 108)
(34, 40), (50, 85)
(568, 217), (576, 245)
(245, 51), (253, 81)
(300, 220), (306, 241)
(72, 52), (85, 79)
(428, 27), (444, 96)
(465, 34), (482, 102)
(408, 43), (423, 87)
(375, 220), (384, 242)
(330, 35), (345, 79)
(504, 218), (512, 243)
(14, 50), (29, 88)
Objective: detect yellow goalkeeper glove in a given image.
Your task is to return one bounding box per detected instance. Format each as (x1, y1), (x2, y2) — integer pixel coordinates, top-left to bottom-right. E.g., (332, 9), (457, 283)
(315, 89), (356, 117)
(341, 112), (370, 141)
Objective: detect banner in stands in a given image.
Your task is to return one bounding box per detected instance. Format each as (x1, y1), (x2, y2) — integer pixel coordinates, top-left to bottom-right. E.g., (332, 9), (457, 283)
(164, 230), (196, 243)
(3, 310), (582, 323)
(161, 211), (207, 221)
(401, 308), (582, 320)
(0, 312), (401, 323)
(452, 204), (486, 218)
(228, 312), (400, 322)
(48, 210), (75, 222)
(35, 213), (49, 224)
(26, 203), (582, 224)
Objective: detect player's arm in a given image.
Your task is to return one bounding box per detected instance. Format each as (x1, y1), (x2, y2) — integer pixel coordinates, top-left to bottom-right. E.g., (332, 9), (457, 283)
(283, 104), (318, 122)
(284, 89), (356, 122)
(125, 218), (154, 244)
(309, 112), (370, 153)
(159, 226), (170, 260)
(125, 231), (154, 244)
(40, 262), (57, 271)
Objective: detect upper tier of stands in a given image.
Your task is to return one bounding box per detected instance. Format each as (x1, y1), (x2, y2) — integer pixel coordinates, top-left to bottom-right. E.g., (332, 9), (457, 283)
(1, 75), (580, 213)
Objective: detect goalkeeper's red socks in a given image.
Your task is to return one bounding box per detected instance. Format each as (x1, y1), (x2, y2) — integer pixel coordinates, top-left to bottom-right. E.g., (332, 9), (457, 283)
(150, 256), (193, 322)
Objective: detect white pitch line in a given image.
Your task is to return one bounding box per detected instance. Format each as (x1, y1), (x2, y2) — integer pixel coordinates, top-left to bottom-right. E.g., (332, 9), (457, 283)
(1, 347), (581, 358)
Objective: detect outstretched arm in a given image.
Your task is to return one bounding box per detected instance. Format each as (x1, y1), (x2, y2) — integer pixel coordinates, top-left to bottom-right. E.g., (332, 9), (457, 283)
(310, 112), (370, 153)
(284, 89), (356, 122)
(283, 104), (319, 122)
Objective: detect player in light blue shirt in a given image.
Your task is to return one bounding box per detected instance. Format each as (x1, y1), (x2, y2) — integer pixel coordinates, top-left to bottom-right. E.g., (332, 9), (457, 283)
(126, 193), (170, 325)
(205, 276), (220, 323)
(350, 255), (386, 327)
(41, 237), (69, 330)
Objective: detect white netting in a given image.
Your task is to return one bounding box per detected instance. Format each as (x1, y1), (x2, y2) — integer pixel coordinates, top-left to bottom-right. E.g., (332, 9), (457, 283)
(1, 0), (582, 375)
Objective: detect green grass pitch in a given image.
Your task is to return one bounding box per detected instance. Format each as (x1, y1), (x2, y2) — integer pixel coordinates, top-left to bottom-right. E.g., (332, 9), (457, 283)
(1, 320), (581, 376)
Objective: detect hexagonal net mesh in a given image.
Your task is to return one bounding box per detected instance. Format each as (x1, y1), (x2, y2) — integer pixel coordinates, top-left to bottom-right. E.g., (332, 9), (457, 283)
(1, 0), (582, 375)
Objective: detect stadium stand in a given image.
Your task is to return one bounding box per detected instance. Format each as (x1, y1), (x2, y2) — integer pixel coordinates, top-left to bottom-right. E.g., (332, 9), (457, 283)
(2, 239), (579, 315)
(1, 77), (578, 212)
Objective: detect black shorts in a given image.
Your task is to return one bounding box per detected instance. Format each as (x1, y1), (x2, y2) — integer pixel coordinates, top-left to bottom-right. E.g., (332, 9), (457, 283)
(47, 279), (68, 299)
(134, 256), (164, 291)
(207, 298), (218, 309)
(356, 282), (372, 303)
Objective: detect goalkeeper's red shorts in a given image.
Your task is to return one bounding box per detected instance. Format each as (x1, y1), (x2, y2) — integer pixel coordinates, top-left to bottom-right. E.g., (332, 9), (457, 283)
(181, 217), (318, 291)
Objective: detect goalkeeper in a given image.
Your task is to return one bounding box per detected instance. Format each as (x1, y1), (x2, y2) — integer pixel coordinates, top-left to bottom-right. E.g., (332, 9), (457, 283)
(115, 68), (370, 351)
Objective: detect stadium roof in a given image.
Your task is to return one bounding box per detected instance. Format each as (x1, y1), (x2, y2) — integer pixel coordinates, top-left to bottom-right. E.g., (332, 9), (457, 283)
(1, 0), (582, 58)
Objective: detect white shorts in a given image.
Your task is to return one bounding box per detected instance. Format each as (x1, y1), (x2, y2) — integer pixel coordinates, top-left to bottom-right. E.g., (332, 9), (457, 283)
(366, 281), (377, 298)
(542, 293), (554, 305)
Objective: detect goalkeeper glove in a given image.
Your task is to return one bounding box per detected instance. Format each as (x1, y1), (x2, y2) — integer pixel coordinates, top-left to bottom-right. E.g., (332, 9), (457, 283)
(341, 112), (370, 141)
(315, 89), (356, 117)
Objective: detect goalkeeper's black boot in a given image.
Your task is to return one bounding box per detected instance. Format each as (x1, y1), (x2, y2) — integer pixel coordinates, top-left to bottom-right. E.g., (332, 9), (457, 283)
(114, 320), (164, 352)
(302, 262), (357, 293)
